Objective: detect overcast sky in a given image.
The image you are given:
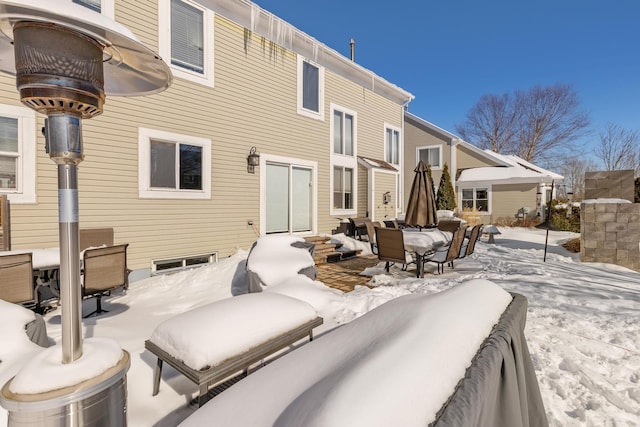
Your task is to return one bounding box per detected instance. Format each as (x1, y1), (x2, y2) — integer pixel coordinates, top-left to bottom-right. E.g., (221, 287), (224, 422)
(254, 0), (639, 161)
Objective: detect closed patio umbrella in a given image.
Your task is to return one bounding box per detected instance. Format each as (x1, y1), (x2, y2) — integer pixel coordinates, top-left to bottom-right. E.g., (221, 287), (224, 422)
(405, 160), (438, 228)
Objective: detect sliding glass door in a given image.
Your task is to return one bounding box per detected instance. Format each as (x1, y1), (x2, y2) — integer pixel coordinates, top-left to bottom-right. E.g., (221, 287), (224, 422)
(266, 162), (313, 234)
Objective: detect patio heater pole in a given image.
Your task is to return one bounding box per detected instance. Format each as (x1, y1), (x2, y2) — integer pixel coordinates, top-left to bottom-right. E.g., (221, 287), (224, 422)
(46, 114), (85, 362)
(0, 1), (171, 365)
(12, 20), (105, 362)
(543, 180), (554, 262)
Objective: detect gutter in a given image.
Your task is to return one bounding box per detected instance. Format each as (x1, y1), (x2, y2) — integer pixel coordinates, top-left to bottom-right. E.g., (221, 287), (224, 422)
(193, 0), (414, 105)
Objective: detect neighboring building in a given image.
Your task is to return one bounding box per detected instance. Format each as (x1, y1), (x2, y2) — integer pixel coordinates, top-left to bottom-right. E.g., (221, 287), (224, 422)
(404, 112), (562, 224)
(0, 0), (412, 277)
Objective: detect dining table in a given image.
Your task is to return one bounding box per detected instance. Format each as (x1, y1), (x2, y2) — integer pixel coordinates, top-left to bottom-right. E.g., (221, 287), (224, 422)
(402, 228), (453, 277)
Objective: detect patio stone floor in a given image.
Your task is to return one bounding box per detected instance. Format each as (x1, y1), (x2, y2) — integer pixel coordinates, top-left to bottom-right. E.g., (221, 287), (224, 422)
(315, 254), (382, 292)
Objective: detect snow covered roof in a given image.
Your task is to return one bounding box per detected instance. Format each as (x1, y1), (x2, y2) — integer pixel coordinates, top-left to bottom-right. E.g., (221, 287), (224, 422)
(358, 156), (398, 172)
(456, 150), (563, 184)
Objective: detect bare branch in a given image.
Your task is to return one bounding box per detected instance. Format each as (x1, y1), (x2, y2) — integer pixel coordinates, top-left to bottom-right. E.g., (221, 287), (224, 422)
(593, 123), (640, 172)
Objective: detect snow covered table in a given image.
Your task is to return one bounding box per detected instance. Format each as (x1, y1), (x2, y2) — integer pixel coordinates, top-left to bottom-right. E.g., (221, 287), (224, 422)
(145, 293), (323, 406)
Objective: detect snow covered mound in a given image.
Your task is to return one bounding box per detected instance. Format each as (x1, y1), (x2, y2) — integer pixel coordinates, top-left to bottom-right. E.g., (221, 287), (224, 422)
(180, 279), (511, 427)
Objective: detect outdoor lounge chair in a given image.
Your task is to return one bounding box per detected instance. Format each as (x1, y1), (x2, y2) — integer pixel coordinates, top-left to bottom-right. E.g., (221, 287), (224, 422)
(0, 252), (39, 310)
(375, 227), (413, 273)
(423, 227), (466, 274)
(82, 243), (129, 318)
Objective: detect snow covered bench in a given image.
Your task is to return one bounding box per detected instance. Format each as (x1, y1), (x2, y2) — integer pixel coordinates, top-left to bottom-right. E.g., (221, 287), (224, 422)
(145, 293), (323, 406)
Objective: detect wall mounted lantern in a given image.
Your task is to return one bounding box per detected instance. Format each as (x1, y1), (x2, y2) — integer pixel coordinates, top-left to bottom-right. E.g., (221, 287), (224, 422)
(247, 147), (260, 173)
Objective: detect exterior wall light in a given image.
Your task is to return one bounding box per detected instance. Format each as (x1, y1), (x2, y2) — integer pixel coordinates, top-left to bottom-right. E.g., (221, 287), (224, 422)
(247, 147), (260, 173)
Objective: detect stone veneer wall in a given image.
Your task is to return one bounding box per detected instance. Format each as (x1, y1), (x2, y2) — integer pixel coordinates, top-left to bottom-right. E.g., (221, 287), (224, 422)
(580, 202), (640, 272)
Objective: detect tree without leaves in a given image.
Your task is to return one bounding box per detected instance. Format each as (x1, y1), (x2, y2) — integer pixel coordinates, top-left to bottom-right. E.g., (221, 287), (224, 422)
(456, 84), (590, 163)
(455, 93), (519, 153)
(558, 156), (597, 201)
(593, 123), (640, 173)
(515, 84), (590, 162)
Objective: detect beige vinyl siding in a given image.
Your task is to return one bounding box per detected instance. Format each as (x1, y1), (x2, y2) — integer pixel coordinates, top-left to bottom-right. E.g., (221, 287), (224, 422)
(357, 164), (369, 217)
(491, 183), (538, 222)
(372, 171), (397, 222)
(457, 144), (503, 169)
(0, 1), (406, 272)
(402, 117), (450, 210)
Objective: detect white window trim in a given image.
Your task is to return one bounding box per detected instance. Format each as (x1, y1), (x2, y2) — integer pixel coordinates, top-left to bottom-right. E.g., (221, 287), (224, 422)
(0, 104), (36, 204)
(458, 185), (492, 214)
(138, 127), (211, 199)
(416, 144), (443, 170)
(69, 0), (115, 18)
(330, 104), (357, 216)
(158, 0), (214, 87)
(297, 55), (325, 121)
(384, 123), (401, 166)
(259, 153), (318, 236)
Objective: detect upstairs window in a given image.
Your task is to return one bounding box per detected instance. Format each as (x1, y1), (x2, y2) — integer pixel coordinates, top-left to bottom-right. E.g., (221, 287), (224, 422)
(171, 0), (204, 73)
(417, 145), (442, 169)
(297, 56), (325, 120)
(333, 110), (354, 156)
(73, 0), (101, 12)
(384, 125), (400, 165)
(71, 0), (114, 17)
(159, 0), (214, 86)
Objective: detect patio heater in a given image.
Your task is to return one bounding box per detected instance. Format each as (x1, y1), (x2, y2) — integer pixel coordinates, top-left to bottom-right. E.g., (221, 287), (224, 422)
(0, 1), (170, 424)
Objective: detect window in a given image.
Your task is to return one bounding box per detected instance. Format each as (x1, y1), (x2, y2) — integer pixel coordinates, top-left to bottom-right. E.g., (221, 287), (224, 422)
(384, 125), (400, 165)
(461, 188), (489, 212)
(159, 0), (214, 86)
(333, 110), (354, 156)
(417, 145), (442, 169)
(297, 55), (325, 120)
(333, 167), (353, 210)
(70, 0), (114, 17)
(138, 128), (211, 199)
(330, 104), (357, 214)
(0, 105), (36, 204)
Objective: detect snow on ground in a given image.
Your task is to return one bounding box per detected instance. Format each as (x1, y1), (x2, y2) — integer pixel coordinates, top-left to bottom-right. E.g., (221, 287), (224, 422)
(0, 227), (639, 426)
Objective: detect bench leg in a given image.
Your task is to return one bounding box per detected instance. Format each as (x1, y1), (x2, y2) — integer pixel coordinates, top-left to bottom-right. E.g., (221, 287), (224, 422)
(309, 330), (314, 341)
(152, 358), (163, 396)
(198, 384), (209, 407)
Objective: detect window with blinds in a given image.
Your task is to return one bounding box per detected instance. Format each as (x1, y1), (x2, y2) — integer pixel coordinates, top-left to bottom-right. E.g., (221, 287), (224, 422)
(0, 116), (18, 190)
(73, 0), (101, 13)
(171, 0), (204, 74)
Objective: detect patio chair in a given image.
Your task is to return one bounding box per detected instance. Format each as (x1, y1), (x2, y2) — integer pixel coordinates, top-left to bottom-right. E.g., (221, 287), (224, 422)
(437, 219), (462, 233)
(0, 252), (39, 310)
(460, 224), (483, 259)
(79, 227), (114, 251)
(364, 220), (381, 254)
(375, 227), (413, 273)
(423, 228), (466, 274)
(82, 243), (129, 318)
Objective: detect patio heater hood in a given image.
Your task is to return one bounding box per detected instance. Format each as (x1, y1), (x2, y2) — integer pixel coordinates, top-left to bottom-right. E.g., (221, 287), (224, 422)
(0, 0), (171, 365)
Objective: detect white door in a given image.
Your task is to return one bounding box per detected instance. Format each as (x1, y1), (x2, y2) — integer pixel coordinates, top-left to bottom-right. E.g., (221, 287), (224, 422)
(266, 162), (313, 234)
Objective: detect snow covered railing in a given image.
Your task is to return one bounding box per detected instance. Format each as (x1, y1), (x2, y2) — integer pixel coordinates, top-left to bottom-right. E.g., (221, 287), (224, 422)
(145, 293), (323, 406)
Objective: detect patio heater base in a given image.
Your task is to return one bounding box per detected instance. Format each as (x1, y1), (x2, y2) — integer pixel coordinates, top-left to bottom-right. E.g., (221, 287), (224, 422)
(0, 351), (130, 427)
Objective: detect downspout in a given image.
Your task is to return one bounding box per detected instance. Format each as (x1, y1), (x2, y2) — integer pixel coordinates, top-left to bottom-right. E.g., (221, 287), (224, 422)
(451, 137), (458, 211)
(400, 101), (411, 215)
